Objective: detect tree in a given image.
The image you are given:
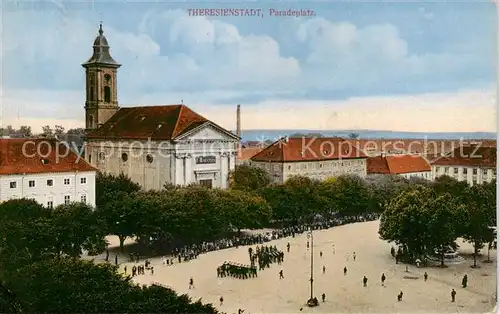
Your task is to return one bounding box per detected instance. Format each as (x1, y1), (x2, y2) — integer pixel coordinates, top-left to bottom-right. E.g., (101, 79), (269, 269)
(0, 199), (55, 272)
(51, 202), (107, 258)
(261, 176), (325, 225)
(325, 175), (377, 216)
(96, 194), (140, 252)
(41, 125), (53, 137)
(0, 283), (23, 313)
(432, 175), (468, 200)
(18, 125), (32, 137)
(96, 172), (141, 210)
(66, 128), (85, 135)
(54, 125), (65, 135)
(228, 165), (272, 191)
(216, 189), (272, 231)
(365, 174), (408, 210)
(3, 258), (218, 313)
(460, 183), (497, 267)
(426, 193), (463, 267)
(379, 186), (435, 261)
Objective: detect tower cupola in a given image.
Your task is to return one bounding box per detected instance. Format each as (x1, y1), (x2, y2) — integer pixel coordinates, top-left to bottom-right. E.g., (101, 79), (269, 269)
(82, 23), (121, 68)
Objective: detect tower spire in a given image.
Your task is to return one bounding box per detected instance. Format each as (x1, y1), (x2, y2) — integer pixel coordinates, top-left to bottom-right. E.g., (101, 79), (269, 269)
(99, 21), (103, 35)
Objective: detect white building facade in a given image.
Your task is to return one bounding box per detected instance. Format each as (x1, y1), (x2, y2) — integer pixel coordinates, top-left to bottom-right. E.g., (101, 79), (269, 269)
(0, 172), (96, 208)
(0, 138), (97, 207)
(431, 165), (496, 185)
(430, 146), (496, 185)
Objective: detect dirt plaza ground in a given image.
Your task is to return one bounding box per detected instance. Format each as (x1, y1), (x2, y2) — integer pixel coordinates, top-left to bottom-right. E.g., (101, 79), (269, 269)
(123, 220), (496, 313)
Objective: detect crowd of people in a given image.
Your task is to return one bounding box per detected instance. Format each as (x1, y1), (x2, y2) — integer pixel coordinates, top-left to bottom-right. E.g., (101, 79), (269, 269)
(159, 213), (380, 266)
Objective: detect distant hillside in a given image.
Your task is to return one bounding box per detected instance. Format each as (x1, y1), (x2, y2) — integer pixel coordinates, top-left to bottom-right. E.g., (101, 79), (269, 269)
(238, 129), (497, 142)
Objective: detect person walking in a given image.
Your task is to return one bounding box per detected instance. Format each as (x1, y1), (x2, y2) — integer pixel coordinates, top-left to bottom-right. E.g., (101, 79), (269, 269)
(219, 296), (224, 305)
(323, 266), (326, 274)
(424, 272), (428, 281)
(321, 293), (326, 302)
(462, 274), (468, 288)
(344, 266), (347, 275)
(189, 277), (194, 289)
(363, 276), (368, 287)
(451, 289), (456, 302)
(381, 273), (386, 286)
(279, 270), (284, 279)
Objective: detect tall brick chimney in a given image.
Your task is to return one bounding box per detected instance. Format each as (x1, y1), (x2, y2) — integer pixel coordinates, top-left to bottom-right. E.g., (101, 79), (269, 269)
(236, 104), (241, 140)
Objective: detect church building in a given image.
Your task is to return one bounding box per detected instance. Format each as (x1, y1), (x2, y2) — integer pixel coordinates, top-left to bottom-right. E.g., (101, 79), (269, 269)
(83, 24), (239, 189)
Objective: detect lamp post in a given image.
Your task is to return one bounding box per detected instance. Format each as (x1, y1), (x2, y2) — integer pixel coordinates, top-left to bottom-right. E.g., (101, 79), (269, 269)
(306, 229), (315, 305)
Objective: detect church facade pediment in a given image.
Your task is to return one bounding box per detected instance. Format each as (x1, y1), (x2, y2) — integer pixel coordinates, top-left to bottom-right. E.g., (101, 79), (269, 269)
(175, 122), (239, 142)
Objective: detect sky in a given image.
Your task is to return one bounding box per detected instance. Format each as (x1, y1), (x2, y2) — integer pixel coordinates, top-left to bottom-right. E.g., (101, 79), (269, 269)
(1, 0), (498, 133)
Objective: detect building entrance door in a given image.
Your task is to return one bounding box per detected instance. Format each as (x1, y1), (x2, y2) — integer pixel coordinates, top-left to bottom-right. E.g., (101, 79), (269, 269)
(199, 179), (213, 188)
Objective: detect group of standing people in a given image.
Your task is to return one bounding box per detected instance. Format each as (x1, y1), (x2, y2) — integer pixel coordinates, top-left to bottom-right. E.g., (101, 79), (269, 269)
(249, 245), (284, 270)
(217, 262), (258, 279)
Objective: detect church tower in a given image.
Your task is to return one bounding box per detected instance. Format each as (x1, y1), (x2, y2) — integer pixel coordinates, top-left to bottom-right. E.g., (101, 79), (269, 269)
(82, 23), (121, 131)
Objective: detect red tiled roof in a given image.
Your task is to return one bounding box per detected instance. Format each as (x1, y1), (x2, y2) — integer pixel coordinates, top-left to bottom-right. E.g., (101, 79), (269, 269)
(250, 137), (367, 162)
(367, 156), (391, 174)
(346, 139), (496, 155)
(0, 138), (96, 175)
(367, 154), (431, 174)
(431, 146), (497, 168)
(86, 105), (210, 140)
(238, 147), (263, 161)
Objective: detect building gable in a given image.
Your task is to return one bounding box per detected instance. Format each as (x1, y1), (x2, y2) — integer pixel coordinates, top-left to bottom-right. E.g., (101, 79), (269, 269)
(175, 122), (239, 141)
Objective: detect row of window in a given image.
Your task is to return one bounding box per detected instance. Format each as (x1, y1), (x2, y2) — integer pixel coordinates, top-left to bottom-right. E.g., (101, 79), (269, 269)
(92, 152), (155, 163)
(435, 167), (495, 176)
(9, 177), (87, 189)
(288, 160), (363, 171)
(46, 195), (87, 208)
(255, 160), (364, 172)
(404, 172), (430, 179)
(446, 172), (493, 184)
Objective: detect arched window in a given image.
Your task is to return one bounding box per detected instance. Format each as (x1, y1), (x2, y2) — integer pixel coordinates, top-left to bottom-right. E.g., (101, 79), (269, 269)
(89, 115), (95, 129)
(89, 88), (94, 101)
(104, 86), (111, 103)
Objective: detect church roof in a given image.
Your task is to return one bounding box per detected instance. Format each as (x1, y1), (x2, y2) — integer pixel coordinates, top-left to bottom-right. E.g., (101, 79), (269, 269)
(82, 24), (121, 68)
(86, 104), (223, 140)
(0, 138), (96, 175)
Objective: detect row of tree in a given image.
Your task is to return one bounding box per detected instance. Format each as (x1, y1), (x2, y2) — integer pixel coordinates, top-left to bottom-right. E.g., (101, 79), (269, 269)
(96, 173), (272, 252)
(0, 124), (84, 138)
(92, 166), (445, 254)
(0, 199), (218, 313)
(379, 177), (496, 267)
(229, 165), (429, 224)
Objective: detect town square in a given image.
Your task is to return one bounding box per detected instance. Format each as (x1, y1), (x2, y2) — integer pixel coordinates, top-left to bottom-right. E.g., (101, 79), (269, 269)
(122, 220), (496, 313)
